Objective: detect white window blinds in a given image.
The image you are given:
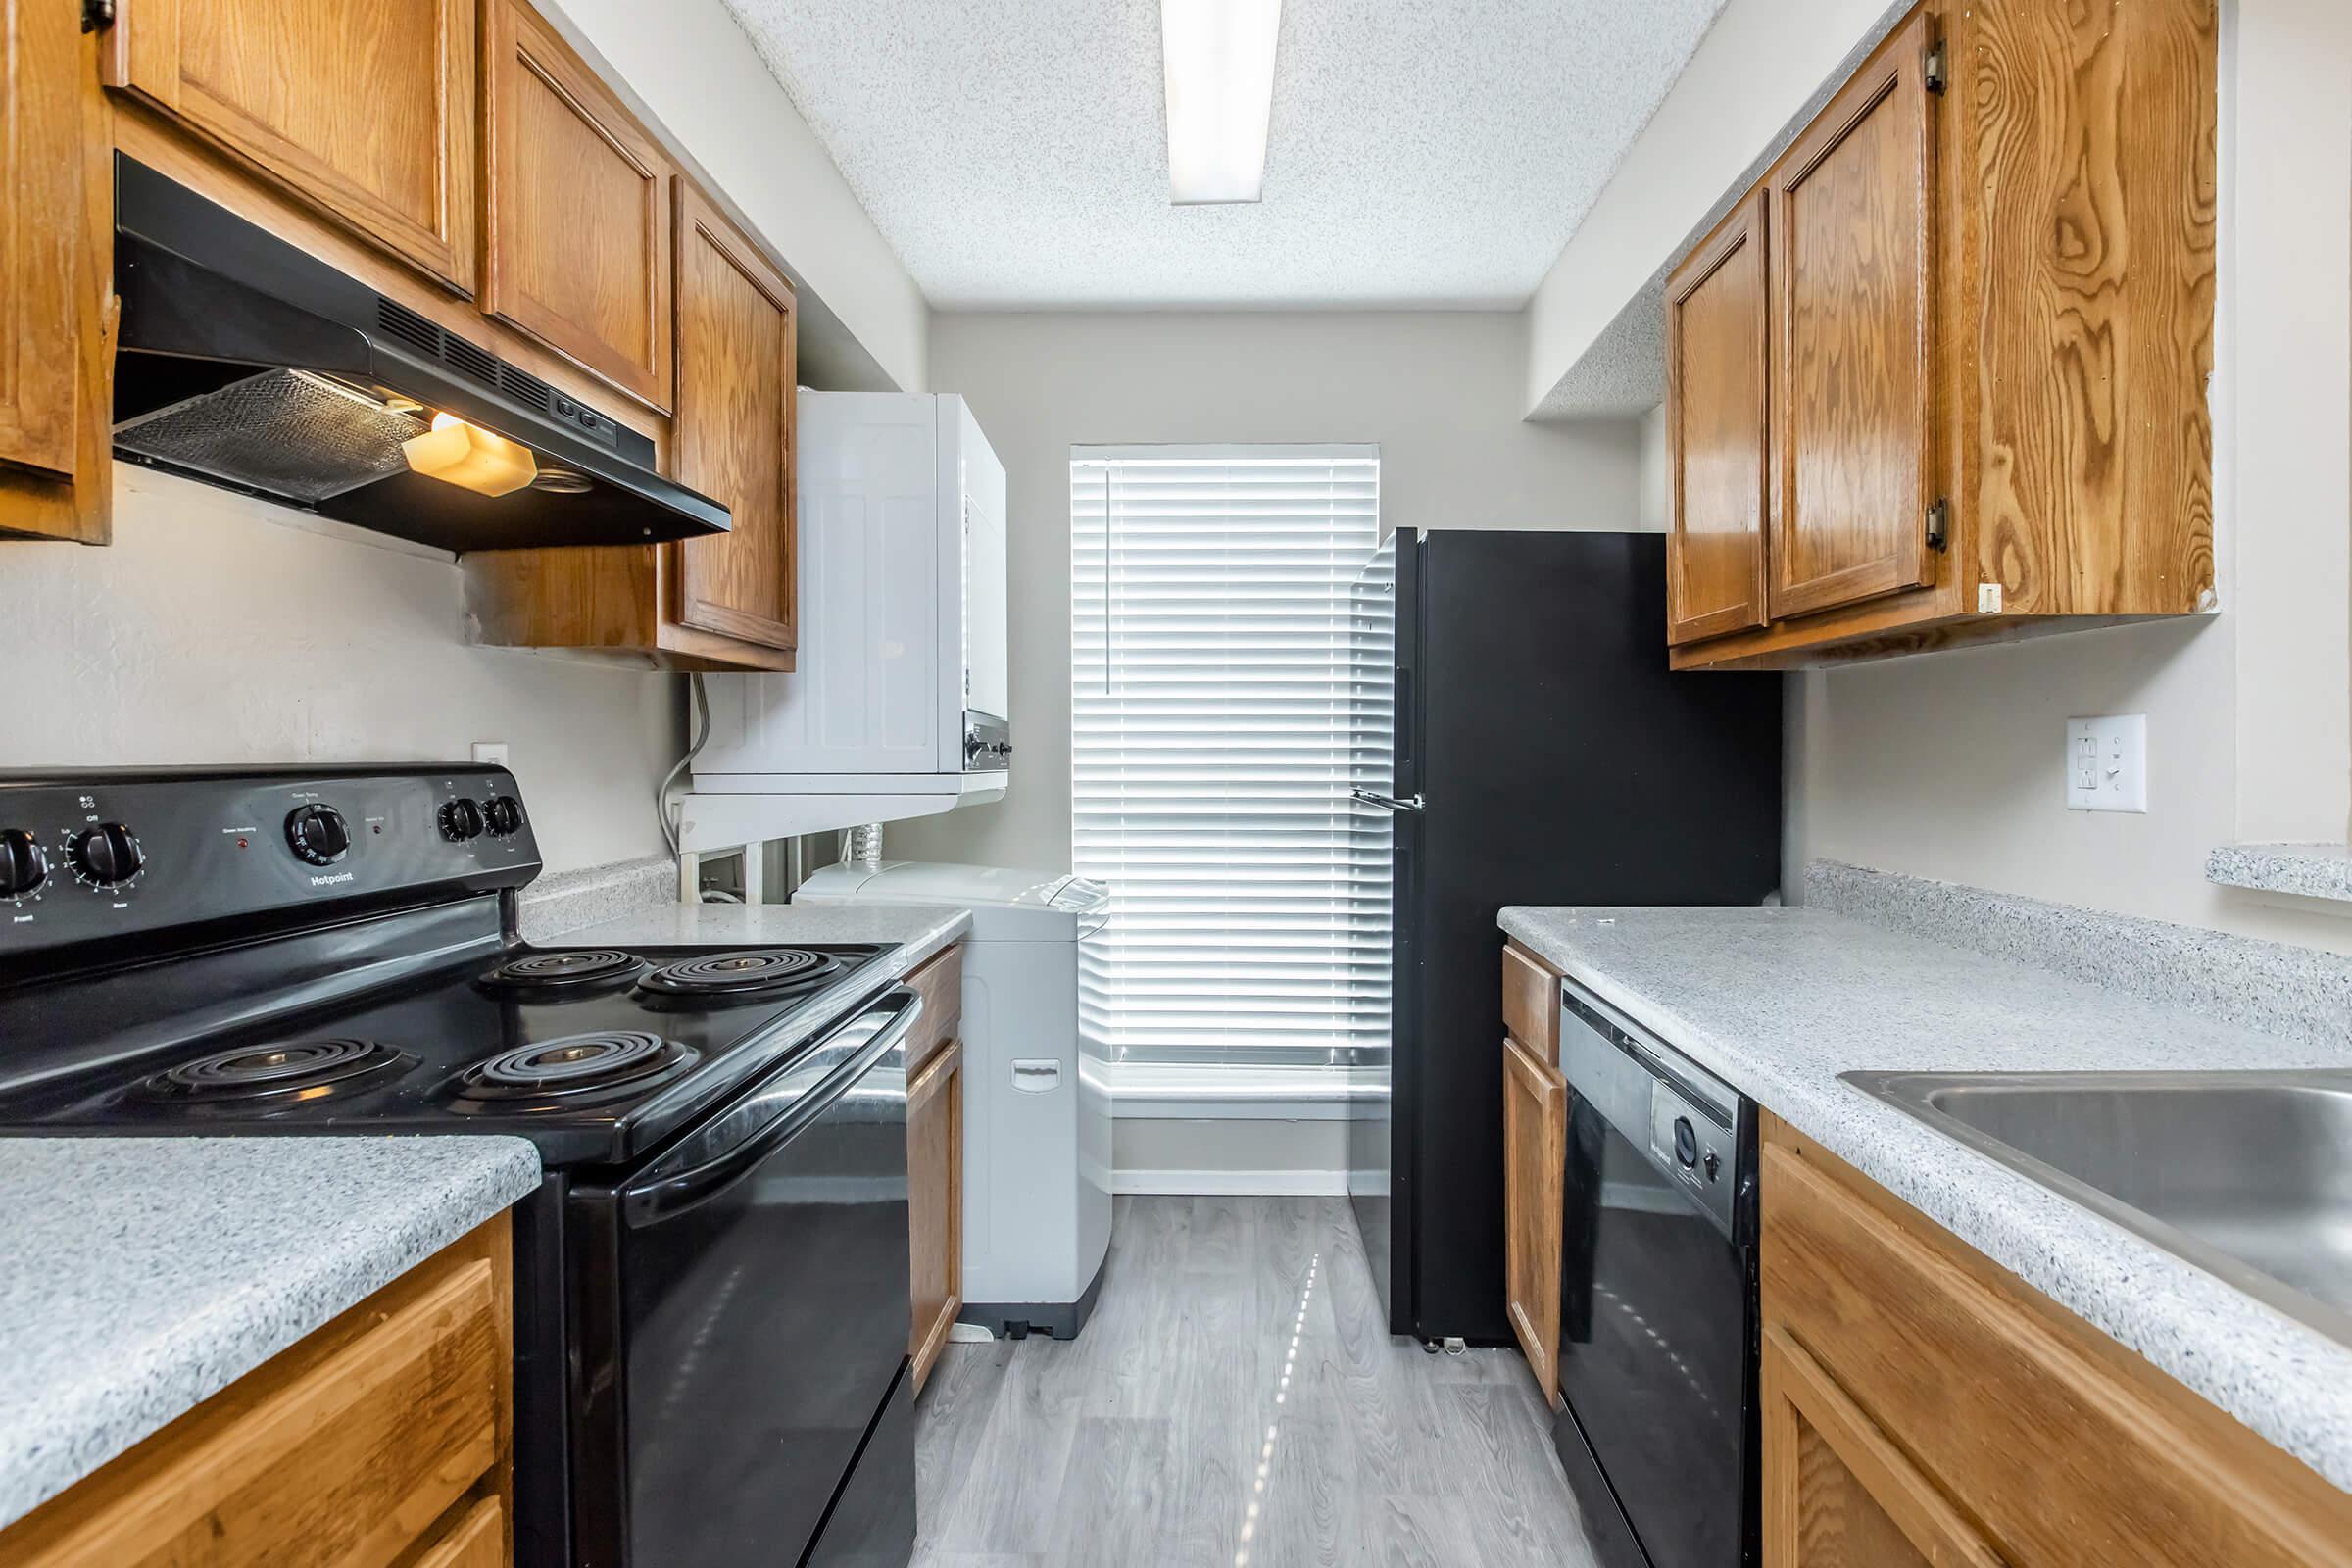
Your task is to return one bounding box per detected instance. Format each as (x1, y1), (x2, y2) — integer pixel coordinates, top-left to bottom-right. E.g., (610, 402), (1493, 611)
(1071, 447), (1391, 1072)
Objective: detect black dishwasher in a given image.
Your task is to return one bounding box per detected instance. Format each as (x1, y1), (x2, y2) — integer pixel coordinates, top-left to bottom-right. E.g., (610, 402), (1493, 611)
(1554, 977), (1758, 1568)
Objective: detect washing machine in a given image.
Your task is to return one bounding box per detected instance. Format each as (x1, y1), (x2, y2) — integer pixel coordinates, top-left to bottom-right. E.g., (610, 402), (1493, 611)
(793, 860), (1114, 1337)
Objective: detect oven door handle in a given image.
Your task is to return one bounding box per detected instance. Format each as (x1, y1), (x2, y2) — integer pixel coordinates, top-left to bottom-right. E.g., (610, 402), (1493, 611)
(622, 992), (923, 1227)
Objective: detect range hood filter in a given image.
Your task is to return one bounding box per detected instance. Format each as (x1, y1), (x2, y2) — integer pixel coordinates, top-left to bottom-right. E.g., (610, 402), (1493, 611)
(114, 368), (428, 506)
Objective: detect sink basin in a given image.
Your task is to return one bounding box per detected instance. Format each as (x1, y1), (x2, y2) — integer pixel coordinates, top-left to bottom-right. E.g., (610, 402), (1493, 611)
(1838, 1069), (2352, 1348)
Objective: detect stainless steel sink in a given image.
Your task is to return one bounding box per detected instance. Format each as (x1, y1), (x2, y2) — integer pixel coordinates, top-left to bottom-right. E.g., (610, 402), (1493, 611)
(1838, 1069), (2352, 1348)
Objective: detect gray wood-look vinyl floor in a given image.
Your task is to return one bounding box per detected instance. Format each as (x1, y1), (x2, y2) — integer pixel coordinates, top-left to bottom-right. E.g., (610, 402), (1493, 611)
(911, 1195), (1599, 1567)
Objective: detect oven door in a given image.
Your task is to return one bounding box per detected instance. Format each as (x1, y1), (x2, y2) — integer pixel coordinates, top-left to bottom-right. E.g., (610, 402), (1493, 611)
(1554, 986), (1756, 1568)
(570, 987), (921, 1567)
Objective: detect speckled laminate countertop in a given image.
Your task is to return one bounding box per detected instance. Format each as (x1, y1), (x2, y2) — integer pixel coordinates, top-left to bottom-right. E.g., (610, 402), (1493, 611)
(553, 901), (973, 972)
(1497, 904), (2352, 1494)
(0, 1136), (539, 1532)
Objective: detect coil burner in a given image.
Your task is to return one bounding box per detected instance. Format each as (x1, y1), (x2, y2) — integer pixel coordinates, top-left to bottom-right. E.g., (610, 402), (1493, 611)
(452, 1031), (698, 1105)
(635, 949), (842, 1003)
(477, 949), (647, 995)
(139, 1038), (415, 1102)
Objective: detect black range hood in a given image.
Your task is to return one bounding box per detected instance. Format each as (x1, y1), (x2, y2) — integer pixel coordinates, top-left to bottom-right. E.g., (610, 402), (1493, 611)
(110, 155), (729, 554)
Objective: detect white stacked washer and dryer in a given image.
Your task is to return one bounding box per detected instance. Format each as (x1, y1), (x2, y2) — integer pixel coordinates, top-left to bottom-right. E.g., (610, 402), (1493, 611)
(795, 860), (1115, 1338)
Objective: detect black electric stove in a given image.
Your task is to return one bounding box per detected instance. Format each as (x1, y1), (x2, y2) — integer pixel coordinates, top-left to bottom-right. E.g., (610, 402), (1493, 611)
(0, 766), (924, 1568)
(1, 930), (895, 1164)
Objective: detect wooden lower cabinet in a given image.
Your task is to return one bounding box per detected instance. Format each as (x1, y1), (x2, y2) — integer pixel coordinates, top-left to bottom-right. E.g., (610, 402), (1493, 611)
(907, 1036), (964, 1392)
(1761, 1114), (2352, 1567)
(903, 943), (965, 1393)
(1760, 1326), (1998, 1568)
(1501, 1031), (1565, 1408)
(1501, 941), (1560, 1067)
(0, 1213), (514, 1567)
(411, 1496), (508, 1568)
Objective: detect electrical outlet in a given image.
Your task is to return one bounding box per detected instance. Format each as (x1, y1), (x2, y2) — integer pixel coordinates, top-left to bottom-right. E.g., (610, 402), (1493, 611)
(2065, 715), (2146, 812)
(471, 741), (510, 767)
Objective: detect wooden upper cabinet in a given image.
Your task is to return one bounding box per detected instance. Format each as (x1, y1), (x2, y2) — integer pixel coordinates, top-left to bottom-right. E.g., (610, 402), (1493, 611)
(1766, 7), (1939, 623)
(462, 175), (801, 672)
(1, 0), (86, 486)
(672, 183), (797, 655)
(1666, 190), (1770, 645)
(482, 0), (674, 413)
(1667, 0), (2216, 670)
(1, 1), (110, 544)
(103, 0), (479, 295)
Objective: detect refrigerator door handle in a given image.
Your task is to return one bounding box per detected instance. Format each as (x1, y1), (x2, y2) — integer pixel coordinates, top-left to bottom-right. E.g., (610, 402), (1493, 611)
(1350, 788), (1426, 813)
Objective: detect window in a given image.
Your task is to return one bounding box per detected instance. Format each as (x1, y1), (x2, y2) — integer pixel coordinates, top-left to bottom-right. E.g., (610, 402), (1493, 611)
(1071, 446), (1389, 1076)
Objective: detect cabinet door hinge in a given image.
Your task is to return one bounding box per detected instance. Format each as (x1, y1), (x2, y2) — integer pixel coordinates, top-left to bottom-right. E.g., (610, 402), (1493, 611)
(1925, 498), (1951, 552)
(82, 0), (115, 31)
(1924, 37), (1948, 94)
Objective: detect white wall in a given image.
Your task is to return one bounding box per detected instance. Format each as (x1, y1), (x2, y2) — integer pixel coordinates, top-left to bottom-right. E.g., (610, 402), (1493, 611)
(1788, 0), (2352, 956)
(0, 466), (678, 873)
(2225, 0), (2352, 846)
(887, 310), (1643, 879)
(1113, 1119), (1351, 1196)
(541, 0), (928, 394)
(1524, 0), (1913, 415)
(1637, 403), (1669, 532)
(884, 311), (1642, 1188)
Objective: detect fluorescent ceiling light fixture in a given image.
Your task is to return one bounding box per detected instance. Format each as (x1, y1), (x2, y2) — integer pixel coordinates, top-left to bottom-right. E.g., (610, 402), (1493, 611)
(1161, 0), (1282, 205)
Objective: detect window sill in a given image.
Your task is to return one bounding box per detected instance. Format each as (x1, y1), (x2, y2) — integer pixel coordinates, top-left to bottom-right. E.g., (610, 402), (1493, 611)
(1102, 1062), (1380, 1121)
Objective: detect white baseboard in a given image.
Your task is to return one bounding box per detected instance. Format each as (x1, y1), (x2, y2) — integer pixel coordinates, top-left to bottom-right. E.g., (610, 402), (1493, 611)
(1113, 1167), (1348, 1196)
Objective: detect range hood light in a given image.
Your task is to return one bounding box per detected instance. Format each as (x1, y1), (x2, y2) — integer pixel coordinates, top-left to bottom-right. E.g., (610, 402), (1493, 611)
(402, 412), (538, 498)
(1161, 0), (1283, 205)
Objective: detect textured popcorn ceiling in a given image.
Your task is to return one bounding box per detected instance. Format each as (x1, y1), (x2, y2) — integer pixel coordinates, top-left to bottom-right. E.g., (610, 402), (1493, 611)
(722, 0), (1728, 309)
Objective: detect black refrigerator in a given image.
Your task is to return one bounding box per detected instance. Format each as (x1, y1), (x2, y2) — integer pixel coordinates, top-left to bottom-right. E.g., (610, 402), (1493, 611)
(1346, 528), (1782, 1345)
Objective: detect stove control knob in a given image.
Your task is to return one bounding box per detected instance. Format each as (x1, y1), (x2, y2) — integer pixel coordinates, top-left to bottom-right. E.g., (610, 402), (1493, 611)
(1702, 1150), (1721, 1183)
(284, 804), (352, 866)
(0, 829), (48, 897)
(68, 822), (143, 887)
(439, 798), (485, 842)
(483, 795), (524, 837)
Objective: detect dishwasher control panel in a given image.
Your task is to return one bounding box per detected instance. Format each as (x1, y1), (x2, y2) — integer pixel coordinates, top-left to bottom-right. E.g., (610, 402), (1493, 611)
(1561, 976), (1744, 1239)
(1648, 1079), (1736, 1233)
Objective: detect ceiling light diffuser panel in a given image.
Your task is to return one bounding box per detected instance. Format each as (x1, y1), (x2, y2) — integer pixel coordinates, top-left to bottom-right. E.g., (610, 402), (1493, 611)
(1161, 0), (1282, 205)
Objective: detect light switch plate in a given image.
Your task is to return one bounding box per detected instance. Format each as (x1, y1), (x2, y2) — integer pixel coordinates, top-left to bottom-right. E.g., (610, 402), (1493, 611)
(471, 741), (510, 766)
(2065, 714), (2146, 812)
